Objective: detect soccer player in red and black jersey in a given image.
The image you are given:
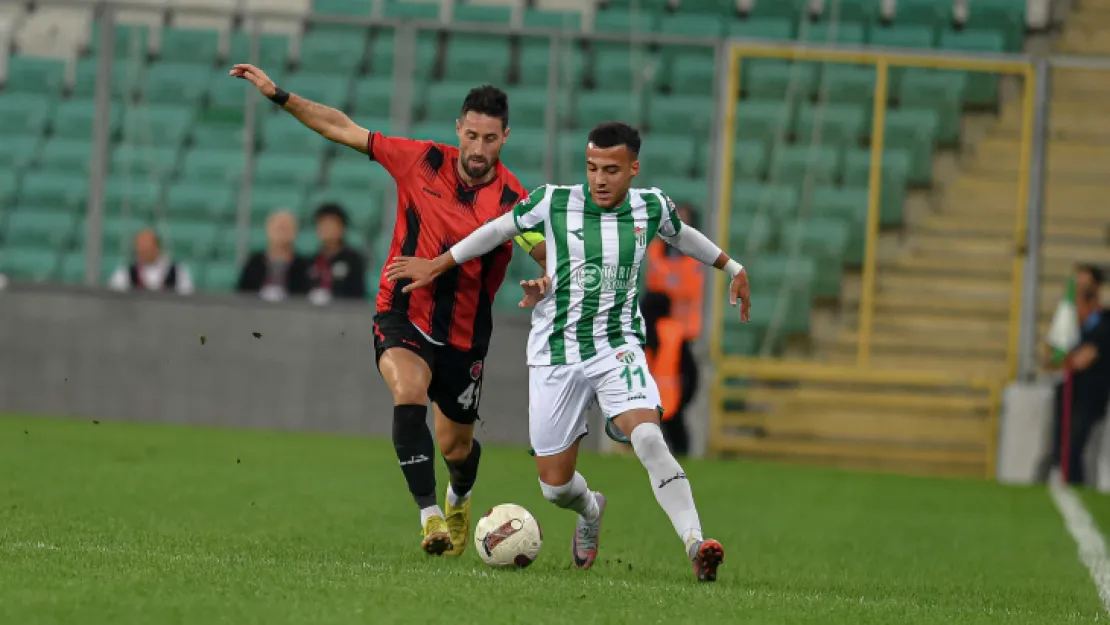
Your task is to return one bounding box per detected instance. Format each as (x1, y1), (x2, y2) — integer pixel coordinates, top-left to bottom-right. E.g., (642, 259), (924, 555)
(231, 64), (547, 556)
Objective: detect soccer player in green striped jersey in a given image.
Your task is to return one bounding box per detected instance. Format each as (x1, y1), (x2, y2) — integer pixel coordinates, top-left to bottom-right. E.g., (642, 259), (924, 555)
(387, 122), (750, 582)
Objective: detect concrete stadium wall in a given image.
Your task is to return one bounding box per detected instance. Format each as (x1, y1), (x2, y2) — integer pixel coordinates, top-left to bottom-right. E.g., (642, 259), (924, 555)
(0, 284), (542, 447)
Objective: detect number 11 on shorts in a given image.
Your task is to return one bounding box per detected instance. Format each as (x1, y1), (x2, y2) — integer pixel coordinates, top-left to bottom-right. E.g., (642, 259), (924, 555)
(621, 365), (646, 390)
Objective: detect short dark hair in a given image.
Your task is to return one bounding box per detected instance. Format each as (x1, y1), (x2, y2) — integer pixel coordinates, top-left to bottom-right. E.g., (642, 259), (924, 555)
(1078, 263), (1105, 286)
(587, 122), (641, 155)
(461, 85), (509, 128)
(314, 203), (349, 228)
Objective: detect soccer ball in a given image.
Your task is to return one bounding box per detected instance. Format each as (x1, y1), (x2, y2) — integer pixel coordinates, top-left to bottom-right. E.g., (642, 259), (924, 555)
(473, 503), (543, 568)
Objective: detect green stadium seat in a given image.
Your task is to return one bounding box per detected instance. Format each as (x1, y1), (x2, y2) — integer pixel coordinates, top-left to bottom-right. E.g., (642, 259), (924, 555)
(794, 103), (867, 146)
(767, 145), (840, 187)
(161, 220), (220, 261)
(111, 145), (180, 182)
(732, 182), (798, 219)
(423, 80), (479, 121)
(166, 182), (237, 220)
(868, 26), (934, 94)
(308, 189), (383, 231)
(746, 0), (805, 19)
(512, 168), (546, 190)
(648, 94), (713, 138)
(215, 226), (267, 260)
(639, 135), (696, 176)
(254, 153), (322, 189)
(142, 62), (211, 106)
(808, 185), (868, 263)
(666, 52), (716, 96)
(898, 70), (966, 143)
(884, 108), (939, 185)
(895, 0), (948, 28)
(52, 99), (121, 140)
(228, 31), (291, 68)
(0, 171), (20, 206)
(518, 41), (586, 89)
(593, 10), (657, 36)
(655, 176), (710, 208)
(593, 48), (659, 93)
(744, 286), (812, 336)
(965, 0), (1025, 52)
(295, 230), (319, 254)
(58, 251), (86, 284)
(444, 35), (511, 84)
(748, 254), (817, 294)
(369, 29), (438, 80)
(453, 3), (511, 24)
(732, 140), (768, 181)
(249, 187), (307, 223)
(0, 136), (41, 173)
(523, 8), (582, 30)
(160, 28), (221, 64)
(5, 209), (77, 248)
(122, 105), (195, 147)
(830, 0), (881, 23)
(181, 148), (247, 185)
(382, 0), (440, 20)
(73, 58), (144, 101)
(820, 65), (877, 104)
(105, 177), (164, 214)
(0, 94), (53, 136)
(207, 66), (277, 113)
(409, 122), (457, 146)
(658, 14), (724, 37)
(192, 121), (249, 150)
(576, 90), (645, 129)
(746, 60), (819, 101)
(841, 148), (910, 226)
(299, 29), (368, 74)
(97, 215), (147, 252)
(798, 22), (866, 44)
(501, 128), (550, 171)
(88, 23), (151, 58)
(727, 17), (793, 40)
(262, 114), (332, 157)
(314, 0), (374, 16)
(202, 261), (241, 292)
(779, 218), (850, 297)
(4, 56), (66, 95)
(722, 321), (761, 356)
(282, 73), (352, 106)
(350, 76), (395, 118)
(38, 139), (93, 173)
(505, 86), (562, 131)
(938, 30), (1006, 107)
(19, 171), (88, 210)
(329, 156), (394, 194)
(727, 211), (774, 256)
(0, 247), (59, 282)
(680, 0), (736, 13)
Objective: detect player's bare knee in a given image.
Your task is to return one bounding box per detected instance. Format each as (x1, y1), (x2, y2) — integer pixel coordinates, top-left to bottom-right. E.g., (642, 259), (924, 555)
(438, 436), (471, 463)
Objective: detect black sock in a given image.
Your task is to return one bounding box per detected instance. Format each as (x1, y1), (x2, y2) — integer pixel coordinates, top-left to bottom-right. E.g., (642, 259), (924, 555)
(445, 439), (481, 499)
(392, 404), (437, 509)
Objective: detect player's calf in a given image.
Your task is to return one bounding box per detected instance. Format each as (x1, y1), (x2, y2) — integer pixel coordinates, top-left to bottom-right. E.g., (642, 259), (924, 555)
(539, 473), (605, 569)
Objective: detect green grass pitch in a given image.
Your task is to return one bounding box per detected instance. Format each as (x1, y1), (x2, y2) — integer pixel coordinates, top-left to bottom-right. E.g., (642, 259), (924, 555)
(1, 415), (1106, 624)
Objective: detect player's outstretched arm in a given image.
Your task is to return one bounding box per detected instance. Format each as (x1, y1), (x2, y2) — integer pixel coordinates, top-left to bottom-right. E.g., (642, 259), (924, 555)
(660, 222), (750, 323)
(386, 212), (522, 293)
(230, 64), (369, 153)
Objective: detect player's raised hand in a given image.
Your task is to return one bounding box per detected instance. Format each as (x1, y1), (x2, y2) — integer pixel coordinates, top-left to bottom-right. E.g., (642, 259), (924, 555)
(387, 256), (438, 293)
(519, 276), (551, 308)
(229, 63), (277, 98)
(730, 269), (751, 323)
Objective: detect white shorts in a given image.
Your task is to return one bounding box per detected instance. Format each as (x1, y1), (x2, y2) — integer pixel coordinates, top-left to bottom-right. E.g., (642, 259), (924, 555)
(529, 345), (663, 457)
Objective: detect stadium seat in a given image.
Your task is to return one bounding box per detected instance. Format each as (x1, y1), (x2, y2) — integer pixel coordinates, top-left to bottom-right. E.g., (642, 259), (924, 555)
(299, 28), (367, 75)
(262, 114), (332, 156)
(282, 73), (352, 107)
(727, 211), (775, 256)
(368, 28), (439, 80)
(808, 185), (868, 263)
(166, 182), (237, 220)
(797, 22), (866, 45)
(228, 31), (292, 68)
(639, 135), (697, 177)
(307, 189), (383, 231)
(328, 155), (394, 196)
(654, 176), (710, 208)
(778, 218), (850, 297)
(732, 140), (769, 181)
(161, 219), (221, 261)
(501, 128), (550, 172)
(350, 76), (396, 119)
(726, 17), (794, 40)
(192, 121), (250, 150)
(313, 0), (374, 17)
(745, 0), (805, 19)
(97, 215), (147, 253)
(794, 103), (867, 146)
(159, 28), (221, 64)
(523, 8), (583, 31)
(648, 94), (714, 138)
(517, 41), (586, 89)
(249, 187), (308, 223)
(894, 0), (948, 29)
(19, 170), (88, 210)
(88, 23), (152, 58)
(748, 254), (817, 295)
(665, 52), (716, 96)
(746, 60), (819, 102)
(105, 177), (164, 215)
(254, 152), (323, 190)
(215, 226), (268, 260)
(868, 26), (935, 94)
(505, 86), (563, 131)
(52, 99), (122, 140)
(122, 105), (195, 147)
(202, 261), (241, 292)
(576, 90), (645, 130)
(658, 14), (724, 38)
(0, 136), (42, 173)
(409, 122), (458, 146)
(592, 48), (659, 93)
(452, 3), (511, 24)
(207, 66), (274, 113)
(743, 286), (812, 336)
(111, 145), (181, 182)
(898, 70), (966, 143)
(0, 171), (20, 206)
(732, 182), (798, 220)
(423, 80), (479, 122)
(443, 35), (511, 84)
(884, 108), (939, 185)
(820, 65), (876, 105)
(825, 0), (881, 23)
(938, 29), (1006, 107)
(142, 62), (211, 106)
(5, 209), (77, 248)
(0, 247), (59, 282)
(592, 10), (657, 36)
(841, 148), (910, 226)
(73, 58), (144, 101)
(964, 0), (1025, 52)
(38, 138), (93, 173)
(766, 145), (840, 187)
(382, 0), (440, 20)
(4, 55), (67, 95)
(181, 148), (248, 184)
(0, 94), (53, 137)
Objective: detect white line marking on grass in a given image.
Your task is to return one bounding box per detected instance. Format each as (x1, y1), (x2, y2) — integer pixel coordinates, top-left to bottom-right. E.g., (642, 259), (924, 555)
(1050, 472), (1110, 614)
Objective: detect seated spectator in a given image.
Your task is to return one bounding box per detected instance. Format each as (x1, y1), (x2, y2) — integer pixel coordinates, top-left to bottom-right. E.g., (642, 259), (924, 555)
(237, 209), (311, 302)
(108, 228), (194, 295)
(307, 203), (367, 305)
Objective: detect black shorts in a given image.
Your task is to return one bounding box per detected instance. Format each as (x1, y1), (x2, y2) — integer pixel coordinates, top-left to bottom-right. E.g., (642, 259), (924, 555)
(373, 311), (487, 425)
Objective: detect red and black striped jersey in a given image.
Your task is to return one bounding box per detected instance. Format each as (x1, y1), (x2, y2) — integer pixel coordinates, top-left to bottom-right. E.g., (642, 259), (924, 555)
(369, 131), (528, 352)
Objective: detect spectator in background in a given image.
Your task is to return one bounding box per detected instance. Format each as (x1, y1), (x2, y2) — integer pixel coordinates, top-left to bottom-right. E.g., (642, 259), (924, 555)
(108, 228), (194, 295)
(307, 203), (367, 305)
(237, 209), (311, 302)
(643, 203), (706, 455)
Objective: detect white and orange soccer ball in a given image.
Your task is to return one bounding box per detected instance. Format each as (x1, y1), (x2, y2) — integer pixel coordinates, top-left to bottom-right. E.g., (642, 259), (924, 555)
(473, 503), (543, 568)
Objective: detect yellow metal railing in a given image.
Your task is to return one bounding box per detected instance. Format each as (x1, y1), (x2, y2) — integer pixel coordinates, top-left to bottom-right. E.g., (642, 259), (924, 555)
(709, 43), (1034, 478)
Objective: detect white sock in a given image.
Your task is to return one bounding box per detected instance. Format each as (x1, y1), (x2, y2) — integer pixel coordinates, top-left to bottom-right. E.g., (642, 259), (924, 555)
(540, 473), (600, 523)
(447, 484), (469, 507)
(419, 505), (444, 527)
(630, 422), (703, 547)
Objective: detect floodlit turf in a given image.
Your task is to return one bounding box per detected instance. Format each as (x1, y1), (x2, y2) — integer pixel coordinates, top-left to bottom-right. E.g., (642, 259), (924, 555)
(0, 415), (1105, 624)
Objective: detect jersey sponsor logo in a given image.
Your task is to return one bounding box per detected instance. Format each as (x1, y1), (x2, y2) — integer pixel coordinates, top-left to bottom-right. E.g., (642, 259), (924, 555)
(469, 360), (484, 380)
(634, 225), (646, 248)
(627, 393), (647, 401)
(574, 263), (635, 293)
(615, 350), (636, 364)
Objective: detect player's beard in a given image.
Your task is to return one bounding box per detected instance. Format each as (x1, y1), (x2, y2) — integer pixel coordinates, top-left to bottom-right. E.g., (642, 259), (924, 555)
(461, 155), (493, 180)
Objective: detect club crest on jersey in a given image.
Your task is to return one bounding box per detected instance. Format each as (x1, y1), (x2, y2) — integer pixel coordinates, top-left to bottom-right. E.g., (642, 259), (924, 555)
(634, 225), (646, 248)
(615, 350), (636, 364)
(469, 360), (484, 380)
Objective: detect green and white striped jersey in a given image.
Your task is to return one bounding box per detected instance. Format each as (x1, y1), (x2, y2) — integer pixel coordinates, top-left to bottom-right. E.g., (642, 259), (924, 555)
(512, 184), (684, 366)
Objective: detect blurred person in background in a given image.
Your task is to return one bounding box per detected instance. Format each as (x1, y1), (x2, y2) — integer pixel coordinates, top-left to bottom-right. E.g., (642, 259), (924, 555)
(108, 228), (194, 295)
(1042, 264), (1110, 485)
(307, 203), (367, 305)
(643, 203), (705, 456)
(237, 209), (311, 302)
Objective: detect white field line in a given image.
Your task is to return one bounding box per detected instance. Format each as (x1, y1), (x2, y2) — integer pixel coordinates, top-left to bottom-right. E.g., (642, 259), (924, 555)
(1049, 471), (1110, 614)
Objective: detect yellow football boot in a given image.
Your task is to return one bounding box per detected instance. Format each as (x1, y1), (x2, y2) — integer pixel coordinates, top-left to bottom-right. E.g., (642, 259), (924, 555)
(421, 514), (453, 556)
(443, 491), (471, 557)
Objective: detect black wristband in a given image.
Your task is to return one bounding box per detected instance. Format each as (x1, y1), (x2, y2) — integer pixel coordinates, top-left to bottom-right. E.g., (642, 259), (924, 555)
(269, 86), (290, 106)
